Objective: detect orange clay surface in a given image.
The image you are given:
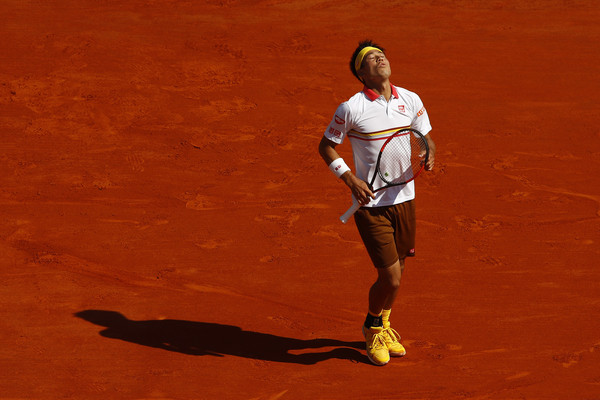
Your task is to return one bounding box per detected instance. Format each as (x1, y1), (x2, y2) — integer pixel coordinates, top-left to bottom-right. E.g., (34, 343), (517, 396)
(1, 1), (599, 399)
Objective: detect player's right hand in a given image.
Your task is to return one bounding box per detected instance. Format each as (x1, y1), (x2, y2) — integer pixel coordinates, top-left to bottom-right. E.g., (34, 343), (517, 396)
(341, 172), (374, 206)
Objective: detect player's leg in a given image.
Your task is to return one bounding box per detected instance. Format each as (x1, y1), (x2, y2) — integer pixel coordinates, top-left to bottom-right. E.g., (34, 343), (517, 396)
(368, 259), (402, 315)
(383, 258), (404, 309)
(355, 207), (401, 365)
(380, 201), (415, 357)
(368, 259), (407, 357)
(361, 260), (404, 365)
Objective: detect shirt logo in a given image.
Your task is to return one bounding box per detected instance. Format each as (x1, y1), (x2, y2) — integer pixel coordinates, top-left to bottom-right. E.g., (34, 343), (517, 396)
(328, 126), (342, 138)
(334, 115), (345, 124)
(416, 107), (425, 117)
(398, 105), (405, 112)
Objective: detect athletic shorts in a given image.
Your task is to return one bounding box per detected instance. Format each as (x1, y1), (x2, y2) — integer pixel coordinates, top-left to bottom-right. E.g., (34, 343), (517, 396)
(354, 200), (416, 269)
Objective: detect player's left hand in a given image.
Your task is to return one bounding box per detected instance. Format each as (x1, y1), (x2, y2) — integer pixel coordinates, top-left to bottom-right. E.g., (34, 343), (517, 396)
(425, 153), (435, 170)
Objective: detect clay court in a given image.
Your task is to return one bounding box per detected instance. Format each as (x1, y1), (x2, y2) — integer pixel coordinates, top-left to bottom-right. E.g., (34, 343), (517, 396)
(1, 0), (599, 399)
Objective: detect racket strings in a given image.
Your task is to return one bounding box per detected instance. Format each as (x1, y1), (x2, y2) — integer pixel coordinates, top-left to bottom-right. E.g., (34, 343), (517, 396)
(378, 134), (427, 185)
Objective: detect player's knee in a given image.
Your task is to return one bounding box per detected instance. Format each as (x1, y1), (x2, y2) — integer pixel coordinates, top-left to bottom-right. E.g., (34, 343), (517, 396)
(376, 260), (402, 288)
(378, 275), (401, 291)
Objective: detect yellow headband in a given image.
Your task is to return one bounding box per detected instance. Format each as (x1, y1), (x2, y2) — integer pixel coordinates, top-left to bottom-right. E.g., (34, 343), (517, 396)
(354, 46), (382, 71)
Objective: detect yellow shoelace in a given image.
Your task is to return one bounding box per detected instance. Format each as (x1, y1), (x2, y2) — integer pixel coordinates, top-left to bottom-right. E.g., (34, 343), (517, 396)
(370, 331), (388, 349)
(382, 327), (401, 344)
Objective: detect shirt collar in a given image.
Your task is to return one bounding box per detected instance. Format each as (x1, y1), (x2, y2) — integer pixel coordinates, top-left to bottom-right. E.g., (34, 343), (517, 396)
(362, 84), (399, 101)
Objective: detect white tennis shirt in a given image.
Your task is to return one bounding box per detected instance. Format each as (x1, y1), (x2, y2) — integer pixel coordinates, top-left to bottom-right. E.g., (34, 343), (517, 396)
(324, 84), (432, 207)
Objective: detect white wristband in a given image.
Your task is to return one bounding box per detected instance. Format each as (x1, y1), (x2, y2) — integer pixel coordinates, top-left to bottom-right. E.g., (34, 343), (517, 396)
(329, 158), (351, 178)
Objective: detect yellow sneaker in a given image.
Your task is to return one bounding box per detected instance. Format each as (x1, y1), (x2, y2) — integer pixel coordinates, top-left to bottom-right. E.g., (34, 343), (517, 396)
(362, 326), (390, 365)
(382, 323), (406, 357)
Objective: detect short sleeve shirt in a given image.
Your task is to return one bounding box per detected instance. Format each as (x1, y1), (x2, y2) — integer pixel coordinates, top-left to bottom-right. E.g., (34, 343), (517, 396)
(324, 84), (432, 207)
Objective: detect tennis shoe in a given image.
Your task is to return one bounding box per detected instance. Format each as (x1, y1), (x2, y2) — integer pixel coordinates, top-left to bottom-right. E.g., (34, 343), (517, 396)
(362, 325), (390, 366)
(382, 323), (406, 357)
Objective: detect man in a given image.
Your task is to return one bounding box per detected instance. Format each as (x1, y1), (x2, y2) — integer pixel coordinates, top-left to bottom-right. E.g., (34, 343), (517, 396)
(318, 40), (436, 366)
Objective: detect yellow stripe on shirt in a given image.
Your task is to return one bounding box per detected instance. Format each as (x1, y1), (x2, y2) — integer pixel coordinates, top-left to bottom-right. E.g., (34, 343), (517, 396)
(347, 126), (410, 141)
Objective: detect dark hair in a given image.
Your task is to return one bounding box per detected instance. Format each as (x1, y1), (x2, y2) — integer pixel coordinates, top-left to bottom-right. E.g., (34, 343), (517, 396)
(349, 39), (386, 83)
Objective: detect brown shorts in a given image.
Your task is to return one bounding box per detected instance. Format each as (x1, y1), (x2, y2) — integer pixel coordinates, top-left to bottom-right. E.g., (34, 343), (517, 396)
(354, 200), (416, 269)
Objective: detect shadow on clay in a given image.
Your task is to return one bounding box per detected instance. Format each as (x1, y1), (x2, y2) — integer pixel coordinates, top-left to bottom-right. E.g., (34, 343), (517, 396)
(75, 310), (367, 365)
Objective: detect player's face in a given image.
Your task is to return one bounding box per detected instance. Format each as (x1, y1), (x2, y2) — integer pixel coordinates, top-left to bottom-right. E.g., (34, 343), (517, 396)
(360, 50), (391, 81)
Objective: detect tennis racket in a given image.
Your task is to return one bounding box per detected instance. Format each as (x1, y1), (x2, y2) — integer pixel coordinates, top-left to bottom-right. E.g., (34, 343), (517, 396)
(339, 128), (429, 224)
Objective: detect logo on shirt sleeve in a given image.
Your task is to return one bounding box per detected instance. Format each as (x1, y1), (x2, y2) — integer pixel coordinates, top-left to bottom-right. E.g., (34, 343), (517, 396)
(416, 107), (425, 117)
(334, 115), (345, 125)
(328, 126), (342, 138)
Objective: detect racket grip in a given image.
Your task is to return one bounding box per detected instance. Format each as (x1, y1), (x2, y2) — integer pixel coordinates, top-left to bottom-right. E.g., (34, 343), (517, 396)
(340, 201), (361, 224)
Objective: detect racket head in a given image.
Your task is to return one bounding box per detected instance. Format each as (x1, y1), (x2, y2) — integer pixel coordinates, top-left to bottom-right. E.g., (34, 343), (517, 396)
(375, 128), (429, 187)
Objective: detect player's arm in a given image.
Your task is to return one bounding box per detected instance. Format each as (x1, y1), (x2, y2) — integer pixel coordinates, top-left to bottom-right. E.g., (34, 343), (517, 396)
(424, 133), (436, 170)
(318, 136), (374, 205)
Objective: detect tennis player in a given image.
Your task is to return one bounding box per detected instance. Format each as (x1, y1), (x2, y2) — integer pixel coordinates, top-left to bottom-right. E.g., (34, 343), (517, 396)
(319, 40), (436, 365)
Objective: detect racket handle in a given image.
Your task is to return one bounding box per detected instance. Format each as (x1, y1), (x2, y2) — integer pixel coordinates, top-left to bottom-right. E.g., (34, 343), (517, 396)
(340, 201), (361, 224)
